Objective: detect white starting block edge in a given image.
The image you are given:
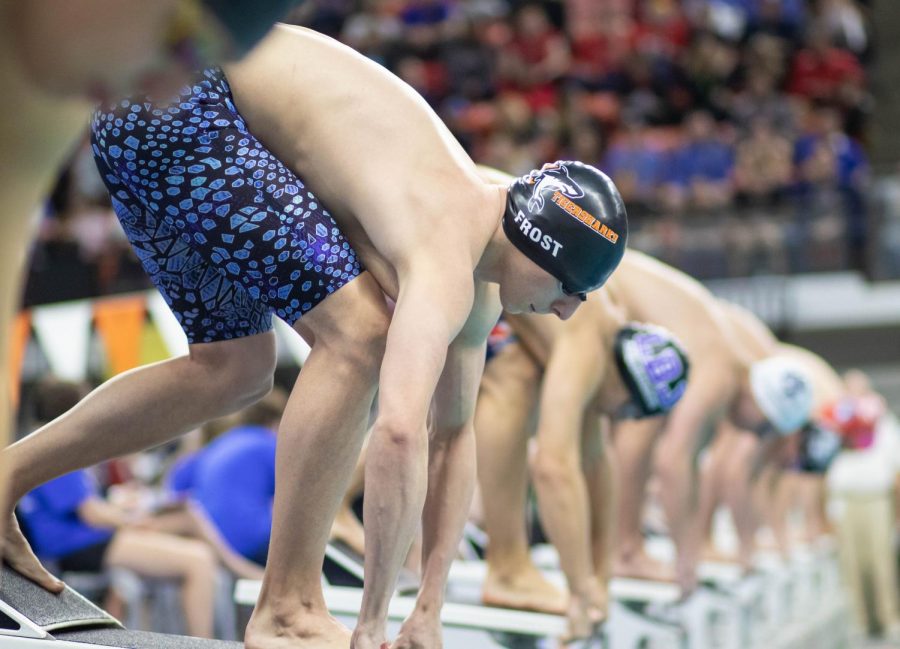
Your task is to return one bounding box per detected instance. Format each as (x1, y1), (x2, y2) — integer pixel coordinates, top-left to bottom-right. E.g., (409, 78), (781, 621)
(234, 580), (568, 637)
(770, 597), (848, 649)
(448, 560), (682, 604)
(0, 638), (113, 649)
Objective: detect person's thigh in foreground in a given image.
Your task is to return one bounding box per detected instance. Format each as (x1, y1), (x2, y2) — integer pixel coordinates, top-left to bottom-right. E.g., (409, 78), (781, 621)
(0, 0), (302, 589)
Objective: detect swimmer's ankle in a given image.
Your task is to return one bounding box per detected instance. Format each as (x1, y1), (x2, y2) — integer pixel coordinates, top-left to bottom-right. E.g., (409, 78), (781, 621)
(485, 548), (536, 578)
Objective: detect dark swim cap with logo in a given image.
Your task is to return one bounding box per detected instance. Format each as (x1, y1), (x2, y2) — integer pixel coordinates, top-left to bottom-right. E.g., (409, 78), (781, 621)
(796, 422), (842, 474)
(614, 324), (690, 419)
(503, 161), (628, 299)
(203, 0), (299, 54)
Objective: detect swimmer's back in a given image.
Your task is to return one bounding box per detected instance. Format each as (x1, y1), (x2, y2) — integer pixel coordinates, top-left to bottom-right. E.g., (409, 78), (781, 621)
(606, 250), (732, 358)
(223, 25), (492, 295)
(778, 343), (844, 408)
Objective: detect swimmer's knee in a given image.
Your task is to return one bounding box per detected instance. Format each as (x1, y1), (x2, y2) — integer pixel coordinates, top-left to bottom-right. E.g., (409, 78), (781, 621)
(372, 418), (427, 459)
(652, 443), (692, 481)
(327, 295), (390, 367)
(189, 331), (277, 406)
(529, 445), (575, 488)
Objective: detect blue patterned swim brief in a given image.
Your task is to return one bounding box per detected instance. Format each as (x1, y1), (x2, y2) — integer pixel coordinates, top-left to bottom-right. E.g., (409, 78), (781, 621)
(91, 68), (362, 344)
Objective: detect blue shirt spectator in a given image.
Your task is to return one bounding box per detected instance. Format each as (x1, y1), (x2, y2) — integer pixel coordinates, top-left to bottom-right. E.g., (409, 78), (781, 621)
(168, 425), (276, 564)
(667, 136), (735, 186)
(18, 470), (113, 560)
(602, 134), (666, 205)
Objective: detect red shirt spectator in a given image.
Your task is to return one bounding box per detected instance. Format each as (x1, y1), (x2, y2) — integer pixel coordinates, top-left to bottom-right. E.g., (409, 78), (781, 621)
(629, 0), (690, 59)
(788, 29), (864, 102)
(499, 4), (571, 111)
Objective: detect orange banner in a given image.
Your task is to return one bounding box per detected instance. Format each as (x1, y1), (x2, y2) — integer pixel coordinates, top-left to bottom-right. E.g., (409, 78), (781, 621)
(9, 311), (31, 408)
(94, 296), (146, 377)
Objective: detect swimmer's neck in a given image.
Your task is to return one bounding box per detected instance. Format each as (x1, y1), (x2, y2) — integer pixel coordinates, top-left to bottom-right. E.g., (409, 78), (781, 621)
(473, 184), (509, 285)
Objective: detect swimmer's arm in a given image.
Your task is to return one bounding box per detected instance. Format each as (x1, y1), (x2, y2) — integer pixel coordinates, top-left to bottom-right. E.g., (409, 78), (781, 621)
(364, 269), (476, 611)
(376, 267), (475, 431)
(417, 283), (499, 596)
(531, 307), (608, 598)
(432, 282), (502, 433)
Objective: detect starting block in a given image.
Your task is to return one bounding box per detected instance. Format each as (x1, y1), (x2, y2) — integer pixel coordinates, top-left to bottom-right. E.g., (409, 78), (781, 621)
(448, 560), (687, 649)
(0, 565), (241, 649)
(234, 579), (581, 648)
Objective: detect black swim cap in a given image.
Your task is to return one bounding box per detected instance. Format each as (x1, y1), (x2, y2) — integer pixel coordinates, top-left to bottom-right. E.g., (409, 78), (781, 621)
(614, 324), (690, 419)
(203, 0), (299, 54)
(796, 422), (842, 474)
(502, 161), (628, 299)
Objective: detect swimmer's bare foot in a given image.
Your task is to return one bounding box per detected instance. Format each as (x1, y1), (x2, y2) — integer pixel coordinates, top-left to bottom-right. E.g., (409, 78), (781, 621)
(561, 578), (607, 645)
(482, 565), (567, 614)
(613, 550), (677, 583)
(392, 609), (442, 649)
(700, 543), (740, 564)
(330, 505), (366, 557)
(4, 515), (64, 592)
(246, 608), (351, 649)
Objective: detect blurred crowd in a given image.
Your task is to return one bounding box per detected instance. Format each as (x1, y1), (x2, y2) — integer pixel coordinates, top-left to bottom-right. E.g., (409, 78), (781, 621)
(26, 0), (880, 306)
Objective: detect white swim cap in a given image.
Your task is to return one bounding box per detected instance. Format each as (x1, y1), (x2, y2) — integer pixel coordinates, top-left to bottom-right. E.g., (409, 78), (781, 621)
(750, 356), (814, 435)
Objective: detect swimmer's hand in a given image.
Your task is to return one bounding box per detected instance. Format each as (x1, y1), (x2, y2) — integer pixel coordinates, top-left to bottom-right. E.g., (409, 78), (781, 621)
(3, 514), (64, 592)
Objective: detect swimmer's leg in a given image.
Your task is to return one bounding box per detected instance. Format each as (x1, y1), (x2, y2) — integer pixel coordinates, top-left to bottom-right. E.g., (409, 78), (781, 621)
(653, 372), (734, 593)
(475, 344), (564, 614)
(4, 330), (277, 588)
(330, 439), (368, 557)
(612, 417), (671, 580)
(583, 417), (615, 621)
(697, 423), (737, 562)
(0, 210), (37, 583)
(246, 272), (388, 649)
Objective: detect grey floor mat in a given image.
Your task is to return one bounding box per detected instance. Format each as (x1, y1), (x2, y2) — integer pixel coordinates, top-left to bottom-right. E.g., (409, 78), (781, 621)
(0, 566), (119, 630)
(55, 628), (244, 648)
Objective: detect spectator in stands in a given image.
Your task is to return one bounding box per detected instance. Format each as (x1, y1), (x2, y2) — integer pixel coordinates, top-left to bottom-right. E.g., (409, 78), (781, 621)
(22, 0), (880, 290)
(602, 119), (666, 210)
(731, 69), (796, 137)
(679, 31), (741, 118)
(817, 0), (870, 60)
(825, 383), (900, 641)
(497, 3), (570, 112)
(17, 379), (217, 638)
(793, 105), (869, 271)
(339, 0), (403, 64)
(167, 390), (287, 566)
(439, 11), (500, 105)
(734, 117), (793, 204)
(662, 110), (736, 212)
(750, 0), (807, 42)
(567, 5), (632, 91)
(630, 0), (690, 61)
(788, 24), (864, 106)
